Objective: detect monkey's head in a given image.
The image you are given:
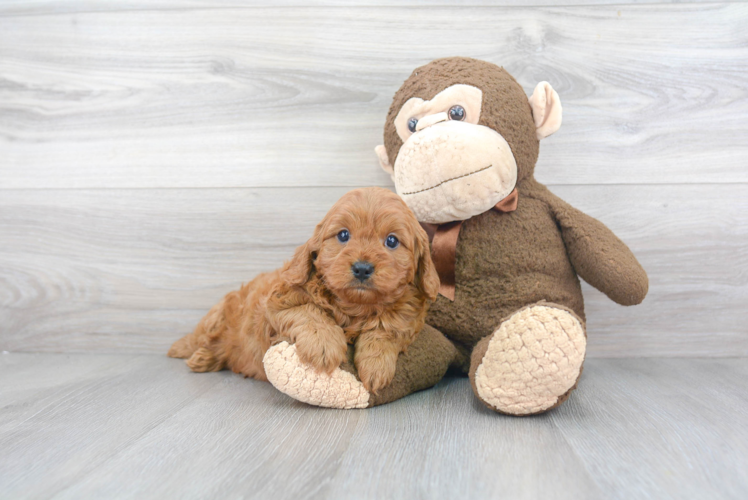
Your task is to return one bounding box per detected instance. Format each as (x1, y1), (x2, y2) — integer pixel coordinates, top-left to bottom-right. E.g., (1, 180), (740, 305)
(376, 57), (562, 224)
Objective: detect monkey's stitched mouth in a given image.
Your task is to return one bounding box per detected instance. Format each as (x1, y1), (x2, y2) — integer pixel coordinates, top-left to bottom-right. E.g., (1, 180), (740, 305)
(401, 164), (493, 196)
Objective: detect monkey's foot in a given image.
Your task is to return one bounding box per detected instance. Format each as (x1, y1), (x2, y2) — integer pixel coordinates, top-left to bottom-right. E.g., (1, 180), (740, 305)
(263, 341), (370, 409)
(470, 303), (586, 415)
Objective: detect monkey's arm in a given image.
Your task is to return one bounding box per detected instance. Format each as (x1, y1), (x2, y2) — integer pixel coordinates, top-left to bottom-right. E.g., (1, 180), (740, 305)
(529, 183), (648, 305)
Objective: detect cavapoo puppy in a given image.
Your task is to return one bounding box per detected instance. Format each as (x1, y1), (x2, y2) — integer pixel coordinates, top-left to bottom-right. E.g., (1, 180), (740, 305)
(168, 187), (439, 393)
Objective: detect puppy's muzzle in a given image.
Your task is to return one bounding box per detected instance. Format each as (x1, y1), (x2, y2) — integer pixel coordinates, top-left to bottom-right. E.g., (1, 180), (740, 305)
(351, 261), (375, 282)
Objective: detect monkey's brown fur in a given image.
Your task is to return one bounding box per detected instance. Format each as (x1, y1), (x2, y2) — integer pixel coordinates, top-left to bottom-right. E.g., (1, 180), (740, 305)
(367, 57), (648, 412)
(382, 57), (647, 326)
(169, 187), (439, 394)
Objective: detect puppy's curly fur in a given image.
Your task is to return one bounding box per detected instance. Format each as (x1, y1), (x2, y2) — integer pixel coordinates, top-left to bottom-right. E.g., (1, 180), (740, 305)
(168, 187), (439, 393)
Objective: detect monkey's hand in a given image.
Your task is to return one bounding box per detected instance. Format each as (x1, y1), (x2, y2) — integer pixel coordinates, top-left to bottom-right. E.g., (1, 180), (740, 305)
(548, 193), (648, 306)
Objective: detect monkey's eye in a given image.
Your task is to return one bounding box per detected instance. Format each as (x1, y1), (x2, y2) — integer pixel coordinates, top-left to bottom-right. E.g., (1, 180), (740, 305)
(385, 234), (400, 249)
(407, 118), (418, 133)
(337, 229), (350, 243)
(449, 105), (466, 121)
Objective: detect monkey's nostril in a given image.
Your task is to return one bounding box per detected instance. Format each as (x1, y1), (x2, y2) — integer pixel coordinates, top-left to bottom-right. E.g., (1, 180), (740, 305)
(351, 261), (375, 281)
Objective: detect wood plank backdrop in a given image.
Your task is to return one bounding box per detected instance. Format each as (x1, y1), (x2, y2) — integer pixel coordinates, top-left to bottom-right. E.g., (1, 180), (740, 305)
(1, 3), (746, 356)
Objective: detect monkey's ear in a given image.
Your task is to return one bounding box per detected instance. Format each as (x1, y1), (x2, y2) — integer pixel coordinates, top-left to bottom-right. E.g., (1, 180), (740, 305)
(375, 145), (395, 180)
(529, 82), (563, 140)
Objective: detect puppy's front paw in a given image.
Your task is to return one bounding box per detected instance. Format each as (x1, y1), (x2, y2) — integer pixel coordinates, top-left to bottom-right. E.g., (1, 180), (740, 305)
(294, 323), (348, 374)
(355, 348), (398, 394)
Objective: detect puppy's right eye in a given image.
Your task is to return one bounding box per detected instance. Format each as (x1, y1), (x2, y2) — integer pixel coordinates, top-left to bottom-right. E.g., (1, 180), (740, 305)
(407, 118), (418, 133)
(385, 234), (400, 249)
(337, 229), (350, 243)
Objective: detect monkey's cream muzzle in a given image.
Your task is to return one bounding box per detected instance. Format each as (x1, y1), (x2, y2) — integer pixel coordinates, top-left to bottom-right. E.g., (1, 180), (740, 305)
(394, 120), (517, 224)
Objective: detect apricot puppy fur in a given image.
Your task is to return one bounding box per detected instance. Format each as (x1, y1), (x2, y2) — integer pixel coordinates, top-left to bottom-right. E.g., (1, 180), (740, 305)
(168, 187), (440, 393)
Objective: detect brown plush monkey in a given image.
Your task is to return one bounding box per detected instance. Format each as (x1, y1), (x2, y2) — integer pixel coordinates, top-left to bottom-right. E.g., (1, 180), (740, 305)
(264, 57), (648, 415)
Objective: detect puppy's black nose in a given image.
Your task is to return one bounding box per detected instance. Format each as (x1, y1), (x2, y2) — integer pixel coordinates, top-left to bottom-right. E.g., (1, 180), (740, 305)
(351, 261), (375, 281)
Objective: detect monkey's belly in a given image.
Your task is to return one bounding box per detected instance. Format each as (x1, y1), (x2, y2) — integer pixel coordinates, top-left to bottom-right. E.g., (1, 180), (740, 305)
(426, 203), (584, 347)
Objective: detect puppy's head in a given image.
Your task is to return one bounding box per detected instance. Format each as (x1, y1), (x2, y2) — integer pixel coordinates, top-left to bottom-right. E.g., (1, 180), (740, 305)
(283, 187), (439, 306)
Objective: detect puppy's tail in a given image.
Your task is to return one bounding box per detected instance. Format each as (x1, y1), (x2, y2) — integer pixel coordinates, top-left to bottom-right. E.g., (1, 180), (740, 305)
(168, 300), (230, 373)
(167, 334), (197, 359)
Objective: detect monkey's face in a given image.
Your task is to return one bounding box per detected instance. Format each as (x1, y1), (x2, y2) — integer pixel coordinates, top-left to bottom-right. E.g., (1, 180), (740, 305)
(376, 58), (563, 225)
(390, 84), (517, 224)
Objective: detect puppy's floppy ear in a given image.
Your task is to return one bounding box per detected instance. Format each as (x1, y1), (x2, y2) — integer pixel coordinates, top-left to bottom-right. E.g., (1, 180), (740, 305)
(413, 222), (440, 301)
(282, 222), (324, 287)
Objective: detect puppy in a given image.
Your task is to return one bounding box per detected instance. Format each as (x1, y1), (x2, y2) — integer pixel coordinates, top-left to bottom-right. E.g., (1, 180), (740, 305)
(168, 187), (440, 393)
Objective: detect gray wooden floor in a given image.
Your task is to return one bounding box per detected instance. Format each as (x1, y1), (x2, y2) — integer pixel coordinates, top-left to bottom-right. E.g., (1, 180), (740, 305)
(0, 353), (746, 500)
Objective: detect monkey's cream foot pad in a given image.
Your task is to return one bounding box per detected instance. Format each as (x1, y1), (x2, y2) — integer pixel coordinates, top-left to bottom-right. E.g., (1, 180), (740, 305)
(263, 341), (370, 409)
(474, 305), (586, 415)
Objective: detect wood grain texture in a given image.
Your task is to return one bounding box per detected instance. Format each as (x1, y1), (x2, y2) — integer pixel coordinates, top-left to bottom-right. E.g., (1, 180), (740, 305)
(1, 4), (746, 188)
(326, 380), (604, 500)
(0, 353), (224, 499)
(0, 0), (729, 17)
(0, 353), (746, 499)
(1, 184), (746, 356)
(553, 358), (748, 500)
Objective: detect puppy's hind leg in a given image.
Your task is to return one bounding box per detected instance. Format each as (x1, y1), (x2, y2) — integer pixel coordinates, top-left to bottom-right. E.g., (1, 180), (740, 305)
(185, 347), (225, 372)
(168, 330), (225, 372)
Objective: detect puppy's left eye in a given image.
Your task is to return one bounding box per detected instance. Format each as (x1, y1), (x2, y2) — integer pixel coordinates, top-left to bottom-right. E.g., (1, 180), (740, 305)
(385, 234), (400, 249)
